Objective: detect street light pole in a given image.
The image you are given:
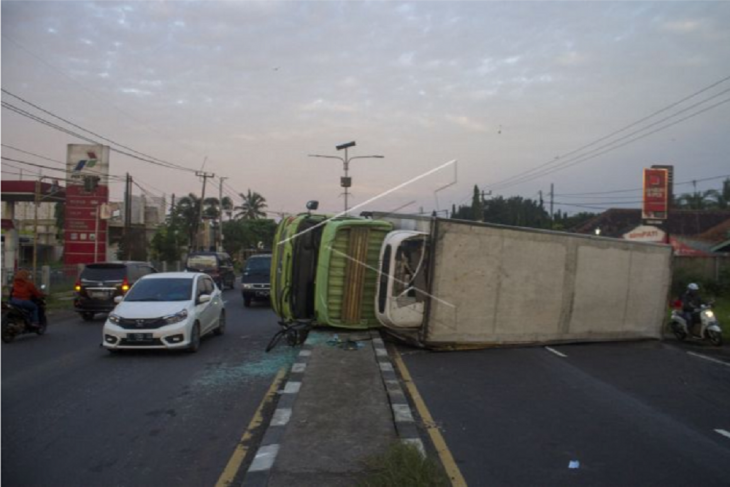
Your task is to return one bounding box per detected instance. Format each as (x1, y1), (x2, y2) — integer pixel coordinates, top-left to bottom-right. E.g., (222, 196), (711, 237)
(308, 141), (384, 215)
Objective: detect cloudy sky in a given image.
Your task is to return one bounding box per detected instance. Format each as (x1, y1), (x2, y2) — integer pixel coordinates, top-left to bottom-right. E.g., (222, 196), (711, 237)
(2, 1), (729, 217)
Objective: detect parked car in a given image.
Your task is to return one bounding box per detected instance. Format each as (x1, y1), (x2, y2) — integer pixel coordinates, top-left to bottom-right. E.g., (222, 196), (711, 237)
(241, 254), (272, 307)
(74, 262), (157, 321)
(102, 272), (225, 353)
(185, 252), (236, 290)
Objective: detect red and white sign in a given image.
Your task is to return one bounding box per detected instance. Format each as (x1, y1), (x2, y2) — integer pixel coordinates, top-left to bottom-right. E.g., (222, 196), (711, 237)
(623, 225), (667, 243)
(642, 168), (669, 220)
(63, 144), (111, 266)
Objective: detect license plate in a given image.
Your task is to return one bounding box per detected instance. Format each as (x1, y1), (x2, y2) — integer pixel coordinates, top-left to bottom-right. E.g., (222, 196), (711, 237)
(128, 333), (153, 341)
(256, 291), (270, 297)
(89, 291), (108, 300)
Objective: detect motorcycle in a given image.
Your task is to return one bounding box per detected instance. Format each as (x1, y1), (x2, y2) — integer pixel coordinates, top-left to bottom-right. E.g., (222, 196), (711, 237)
(1, 293), (48, 343)
(670, 304), (723, 347)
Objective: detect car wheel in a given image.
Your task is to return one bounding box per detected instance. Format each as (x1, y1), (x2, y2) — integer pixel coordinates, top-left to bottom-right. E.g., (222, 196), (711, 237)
(214, 311), (226, 336)
(243, 296), (251, 308)
(81, 312), (95, 322)
(187, 322), (201, 353)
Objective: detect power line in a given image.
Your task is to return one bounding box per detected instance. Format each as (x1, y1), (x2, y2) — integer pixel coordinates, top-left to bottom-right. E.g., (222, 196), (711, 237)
(488, 93), (730, 193)
(2, 89), (198, 174)
(555, 173), (730, 197)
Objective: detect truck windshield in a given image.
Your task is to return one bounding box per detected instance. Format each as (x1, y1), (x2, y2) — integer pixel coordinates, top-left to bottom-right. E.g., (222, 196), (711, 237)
(393, 237), (427, 303)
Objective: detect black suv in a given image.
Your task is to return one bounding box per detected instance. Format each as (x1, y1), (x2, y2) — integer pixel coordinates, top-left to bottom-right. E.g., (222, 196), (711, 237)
(185, 252), (236, 290)
(241, 254), (271, 307)
(74, 262), (157, 321)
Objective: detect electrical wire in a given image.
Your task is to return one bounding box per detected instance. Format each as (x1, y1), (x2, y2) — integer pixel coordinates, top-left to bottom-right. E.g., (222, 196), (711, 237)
(2, 89), (198, 174)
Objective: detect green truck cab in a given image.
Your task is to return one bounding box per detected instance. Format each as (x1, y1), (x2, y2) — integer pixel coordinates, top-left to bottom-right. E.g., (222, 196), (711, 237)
(270, 209), (392, 329)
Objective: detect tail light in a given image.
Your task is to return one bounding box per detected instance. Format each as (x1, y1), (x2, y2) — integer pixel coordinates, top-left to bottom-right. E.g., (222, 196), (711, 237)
(74, 280), (82, 292)
(121, 277), (130, 292)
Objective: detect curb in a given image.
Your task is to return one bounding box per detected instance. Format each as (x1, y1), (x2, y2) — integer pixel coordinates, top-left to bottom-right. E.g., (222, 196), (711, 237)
(241, 340), (314, 487)
(369, 330), (425, 455)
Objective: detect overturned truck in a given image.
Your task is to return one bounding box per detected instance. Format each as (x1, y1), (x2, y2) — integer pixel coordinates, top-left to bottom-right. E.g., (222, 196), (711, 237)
(272, 212), (673, 349)
(372, 214), (673, 349)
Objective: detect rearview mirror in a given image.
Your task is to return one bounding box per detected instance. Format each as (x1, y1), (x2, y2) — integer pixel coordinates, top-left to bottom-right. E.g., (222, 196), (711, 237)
(114, 296), (124, 304)
(198, 294), (211, 304)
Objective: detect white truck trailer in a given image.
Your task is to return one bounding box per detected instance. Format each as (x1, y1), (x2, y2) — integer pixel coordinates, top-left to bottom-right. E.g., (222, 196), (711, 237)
(369, 214), (673, 349)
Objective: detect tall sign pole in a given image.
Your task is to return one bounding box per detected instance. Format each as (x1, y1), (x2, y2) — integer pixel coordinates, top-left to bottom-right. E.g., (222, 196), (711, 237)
(195, 171), (215, 251)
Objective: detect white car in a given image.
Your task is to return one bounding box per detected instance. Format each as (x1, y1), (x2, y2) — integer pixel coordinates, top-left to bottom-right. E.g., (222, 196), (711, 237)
(102, 272), (225, 353)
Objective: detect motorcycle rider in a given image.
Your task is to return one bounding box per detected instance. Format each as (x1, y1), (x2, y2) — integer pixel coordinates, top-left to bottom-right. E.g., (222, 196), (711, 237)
(9, 270), (44, 327)
(681, 283), (704, 333)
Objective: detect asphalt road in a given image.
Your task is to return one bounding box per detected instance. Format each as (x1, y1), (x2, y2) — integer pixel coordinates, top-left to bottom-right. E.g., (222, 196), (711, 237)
(2, 289), (292, 487)
(401, 340), (730, 487)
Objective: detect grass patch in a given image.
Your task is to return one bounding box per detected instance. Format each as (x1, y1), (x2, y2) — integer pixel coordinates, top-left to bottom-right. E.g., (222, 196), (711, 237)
(359, 441), (450, 487)
(712, 296), (729, 338)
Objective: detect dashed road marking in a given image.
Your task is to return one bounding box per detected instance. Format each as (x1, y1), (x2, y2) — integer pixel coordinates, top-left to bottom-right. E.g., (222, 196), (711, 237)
(545, 346), (567, 358)
(715, 429), (730, 440)
(687, 351), (730, 368)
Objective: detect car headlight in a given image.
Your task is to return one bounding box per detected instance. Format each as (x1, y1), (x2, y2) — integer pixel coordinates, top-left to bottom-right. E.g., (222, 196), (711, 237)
(162, 309), (188, 325)
(242, 283), (254, 289)
(109, 313), (121, 324)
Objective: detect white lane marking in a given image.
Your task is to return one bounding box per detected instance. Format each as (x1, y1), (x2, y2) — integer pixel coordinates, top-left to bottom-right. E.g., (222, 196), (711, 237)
(291, 363), (306, 373)
(715, 429), (730, 440)
(392, 404), (415, 422)
(282, 381), (301, 394)
(375, 347), (388, 357)
(271, 408), (292, 427)
(545, 346), (567, 358)
(248, 444), (280, 472)
(687, 352), (730, 368)
(298, 350), (312, 357)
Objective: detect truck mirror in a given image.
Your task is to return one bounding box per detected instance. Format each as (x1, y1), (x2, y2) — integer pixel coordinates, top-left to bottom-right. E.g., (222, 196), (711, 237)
(306, 200), (319, 211)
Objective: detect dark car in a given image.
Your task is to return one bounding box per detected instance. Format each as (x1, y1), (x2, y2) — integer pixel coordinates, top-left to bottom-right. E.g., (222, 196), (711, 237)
(185, 252), (236, 290)
(241, 254), (271, 307)
(74, 262), (157, 321)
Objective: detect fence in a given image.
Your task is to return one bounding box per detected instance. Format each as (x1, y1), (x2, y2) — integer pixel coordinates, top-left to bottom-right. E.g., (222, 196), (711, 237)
(673, 255), (730, 281)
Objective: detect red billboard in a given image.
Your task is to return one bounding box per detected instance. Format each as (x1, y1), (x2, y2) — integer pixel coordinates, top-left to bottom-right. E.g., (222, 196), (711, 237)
(642, 168), (669, 221)
(63, 145), (111, 266)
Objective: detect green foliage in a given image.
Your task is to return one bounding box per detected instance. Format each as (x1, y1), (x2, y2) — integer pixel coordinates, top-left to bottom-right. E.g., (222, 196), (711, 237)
(235, 189), (268, 220)
(222, 219), (277, 256)
(471, 185), (484, 222)
(359, 442), (449, 487)
(672, 266), (730, 299)
(150, 222), (187, 263)
(675, 178), (730, 210)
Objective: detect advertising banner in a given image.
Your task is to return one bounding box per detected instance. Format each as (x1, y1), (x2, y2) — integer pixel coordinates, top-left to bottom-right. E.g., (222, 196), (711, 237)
(642, 168), (669, 221)
(63, 145), (110, 266)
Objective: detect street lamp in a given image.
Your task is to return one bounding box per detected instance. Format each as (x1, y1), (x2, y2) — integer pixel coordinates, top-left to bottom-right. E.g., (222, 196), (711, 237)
(308, 141), (384, 215)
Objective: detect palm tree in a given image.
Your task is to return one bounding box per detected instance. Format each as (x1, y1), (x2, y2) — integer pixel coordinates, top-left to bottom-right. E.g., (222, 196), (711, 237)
(175, 193), (202, 246)
(705, 178), (730, 209)
(676, 190), (716, 210)
(234, 190), (268, 220)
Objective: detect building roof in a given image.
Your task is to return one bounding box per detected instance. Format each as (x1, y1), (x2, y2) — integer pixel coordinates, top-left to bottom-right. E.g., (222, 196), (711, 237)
(572, 209), (730, 240)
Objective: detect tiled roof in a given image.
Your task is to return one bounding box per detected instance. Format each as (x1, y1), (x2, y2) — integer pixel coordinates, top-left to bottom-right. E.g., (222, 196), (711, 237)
(571, 209), (730, 242)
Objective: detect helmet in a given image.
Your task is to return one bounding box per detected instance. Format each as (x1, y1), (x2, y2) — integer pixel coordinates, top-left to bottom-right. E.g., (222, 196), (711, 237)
(687, 283), (699, 291)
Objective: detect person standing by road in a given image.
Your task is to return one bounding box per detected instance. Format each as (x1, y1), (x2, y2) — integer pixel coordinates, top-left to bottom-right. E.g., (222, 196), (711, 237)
(9, 270), (43, 327)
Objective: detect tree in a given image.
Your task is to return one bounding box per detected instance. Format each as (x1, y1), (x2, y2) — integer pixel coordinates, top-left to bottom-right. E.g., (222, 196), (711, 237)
(150, 222), (186, 263)
(222, 219), (277, 257)
(235, 190), (268, 220)
(705, 178), (730, 209)
(676, 190), (716, 210)
(174, 193), (202, 247)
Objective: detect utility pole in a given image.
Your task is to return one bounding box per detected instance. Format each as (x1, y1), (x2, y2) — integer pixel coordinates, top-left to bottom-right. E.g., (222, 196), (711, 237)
(195, 171), (215, 251)
(218, 177), (228, 251)
(549, 183), (555, 229)
(124, 173), (132, 259)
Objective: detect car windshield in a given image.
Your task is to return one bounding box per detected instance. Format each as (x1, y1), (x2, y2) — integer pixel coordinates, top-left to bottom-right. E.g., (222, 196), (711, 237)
(81, 265), (126, 281)
(124, 278), (193, 302)
(186, 255), (217, 270)
(245, 257), (271, 273)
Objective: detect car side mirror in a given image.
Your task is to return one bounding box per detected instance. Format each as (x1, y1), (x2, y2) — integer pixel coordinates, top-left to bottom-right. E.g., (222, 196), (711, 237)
(198, 294), (211, 304)
(114, 296), (124, 304)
